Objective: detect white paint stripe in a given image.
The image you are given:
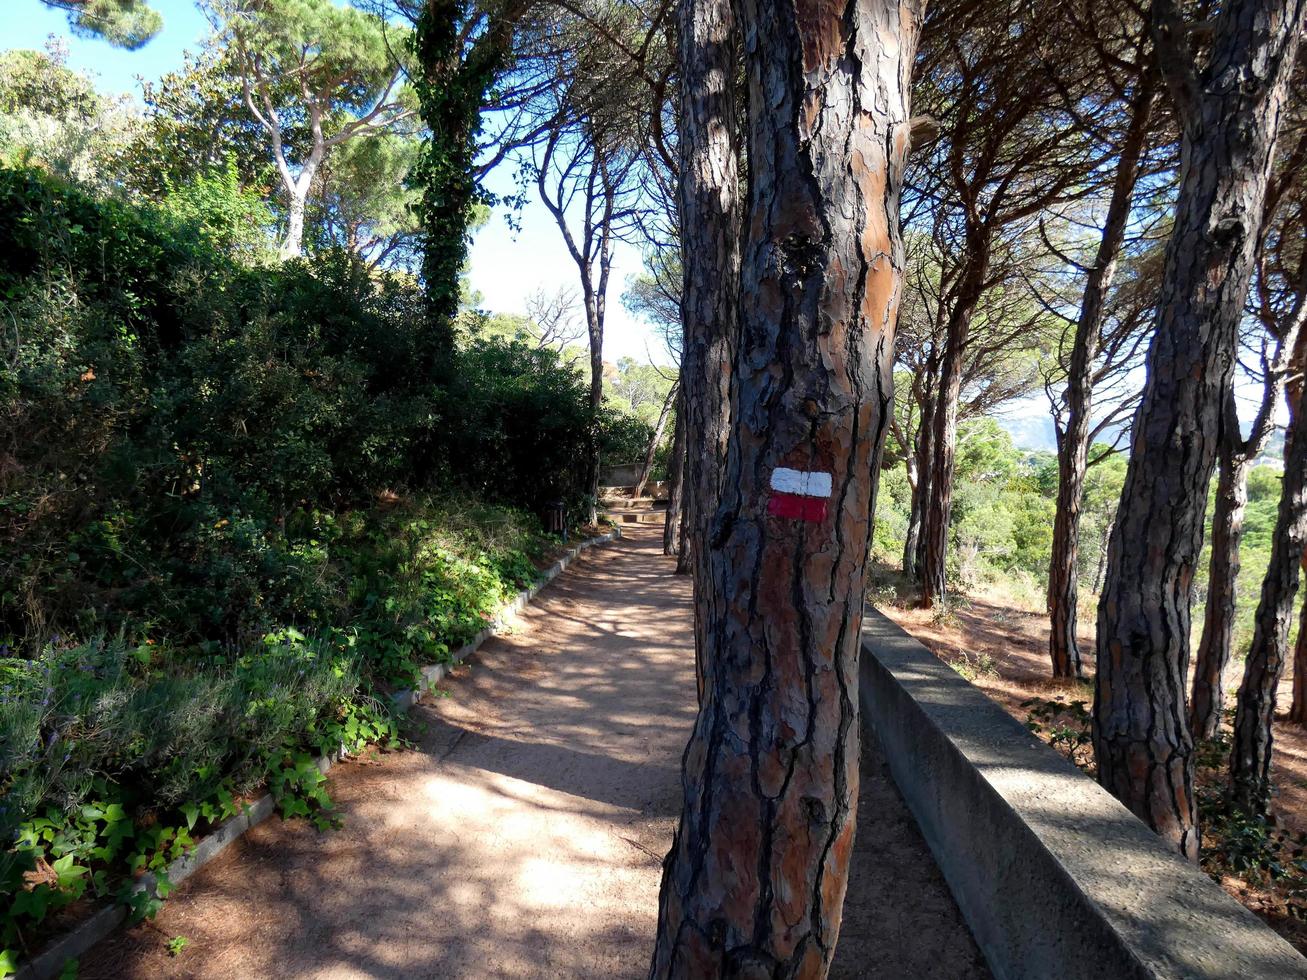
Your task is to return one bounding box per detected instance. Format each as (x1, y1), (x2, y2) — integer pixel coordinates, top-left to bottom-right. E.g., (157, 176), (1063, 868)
(770, 467), (833, 498)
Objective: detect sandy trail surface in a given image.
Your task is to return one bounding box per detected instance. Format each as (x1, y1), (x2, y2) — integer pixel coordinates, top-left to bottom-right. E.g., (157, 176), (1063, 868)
(85, 527), (986, 979)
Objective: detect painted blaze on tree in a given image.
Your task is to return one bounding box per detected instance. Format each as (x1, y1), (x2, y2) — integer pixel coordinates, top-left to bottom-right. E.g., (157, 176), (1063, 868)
(651, 0), (922, 975)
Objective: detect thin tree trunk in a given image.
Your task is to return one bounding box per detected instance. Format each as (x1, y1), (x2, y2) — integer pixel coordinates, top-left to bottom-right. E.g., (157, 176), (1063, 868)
(902, 452), (920, 576)
(1290, 574), (1307, 723)
(675, 497), (692, 575)
(919, 291), (981, 607)
(1093, 0), (1304, 860)
(1230, 381), (1307, 811)
(1193, 202), (1306, 737)
(279, 172), (314, 260)
(676, 0), (741, 697)
(1191, 427), (1253, 739)
(637, 384), (678, 500)
(650, 0), (919, 972)
(1048, 81), (1155, 679)
(903, 391), (933, 580)
(586, 293), (604, 525)
(1093, 519), (1111, 594)
(665, 394), (687, 557)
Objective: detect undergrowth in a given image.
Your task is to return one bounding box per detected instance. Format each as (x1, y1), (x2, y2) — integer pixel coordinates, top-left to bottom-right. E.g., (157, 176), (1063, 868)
(0, 497), (558, 974)
(1022, 697), (1307, 923)
(0, 164), (592, 973)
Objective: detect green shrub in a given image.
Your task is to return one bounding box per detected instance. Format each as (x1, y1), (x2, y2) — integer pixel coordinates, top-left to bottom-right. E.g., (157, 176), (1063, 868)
(0, 163), (592, 967)
(598, 408), (654, 466)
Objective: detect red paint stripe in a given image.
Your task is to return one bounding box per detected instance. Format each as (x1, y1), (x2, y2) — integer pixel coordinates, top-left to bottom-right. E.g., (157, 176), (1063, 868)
(768, 491), (827, 523)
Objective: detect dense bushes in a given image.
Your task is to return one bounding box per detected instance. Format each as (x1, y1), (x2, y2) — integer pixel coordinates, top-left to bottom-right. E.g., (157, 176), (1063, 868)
(0, 165), (595, 649)
(0, 164), (599, 967)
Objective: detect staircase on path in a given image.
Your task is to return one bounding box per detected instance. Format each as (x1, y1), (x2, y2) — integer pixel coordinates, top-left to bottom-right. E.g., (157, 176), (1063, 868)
(599, 486), (668, 526)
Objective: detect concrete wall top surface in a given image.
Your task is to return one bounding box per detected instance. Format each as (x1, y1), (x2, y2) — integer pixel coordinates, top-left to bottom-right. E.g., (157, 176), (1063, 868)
(860, 609), (1307, 979)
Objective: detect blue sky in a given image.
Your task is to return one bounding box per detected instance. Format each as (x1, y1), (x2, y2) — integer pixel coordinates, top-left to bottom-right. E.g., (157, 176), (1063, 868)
(7, 0), (667, 366)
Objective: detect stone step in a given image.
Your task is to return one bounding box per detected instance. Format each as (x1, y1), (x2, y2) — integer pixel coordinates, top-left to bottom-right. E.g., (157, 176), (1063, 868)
(600, 486), (669, 505)
(617, 499), (664, 511)
(601, 509), (668, 525)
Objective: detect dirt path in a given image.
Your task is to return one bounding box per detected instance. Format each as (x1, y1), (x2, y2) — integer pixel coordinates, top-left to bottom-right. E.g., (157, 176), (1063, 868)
(85, 527), (986, 979)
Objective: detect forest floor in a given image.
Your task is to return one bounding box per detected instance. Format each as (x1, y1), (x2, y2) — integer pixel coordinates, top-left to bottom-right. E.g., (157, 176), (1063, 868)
(80, 529), (987, 979)
(871, 569), (1307, 954)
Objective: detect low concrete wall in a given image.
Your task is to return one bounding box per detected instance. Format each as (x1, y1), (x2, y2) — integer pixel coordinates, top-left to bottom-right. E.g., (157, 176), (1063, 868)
(859, 609), (1307, 980)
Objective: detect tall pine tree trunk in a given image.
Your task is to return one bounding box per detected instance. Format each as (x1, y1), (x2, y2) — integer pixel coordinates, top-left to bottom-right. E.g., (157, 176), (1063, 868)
(585, 290), (605, 525)
(1289, 577), (1307, 723)
(676, 0), (741, 696)
(1191, 418), (1254, 739)
(902, 391), (934, 580)
(650, 0), (920, 972)
(1048, 81), (1154, 679)
(1230, 380), (1307, 811)
(665, 395), (687, 557)
(919, 263), (985, 608)
(1092, 0), (1304, 860)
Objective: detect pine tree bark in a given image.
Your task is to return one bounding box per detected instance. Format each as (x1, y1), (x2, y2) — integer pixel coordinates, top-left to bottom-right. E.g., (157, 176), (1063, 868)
(1230, 380), (1307, 811)
(1194, 104), (1307, 736)
(919, 250), (988, 608)
(1289, 573), (1307, 723)
(1191, 438), (1254, 739)
(650, 0), (920, 972)
(1048, 81), (1155, 679)
(665, 395), (687, 557)
(1092, 0), (1305, 860)
(677, 0), (739, 546)
(676, 0), (742, 696)
(902, 389), (934, 580)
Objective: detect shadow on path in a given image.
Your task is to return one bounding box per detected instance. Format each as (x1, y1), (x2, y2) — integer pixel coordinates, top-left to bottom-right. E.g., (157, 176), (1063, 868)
(83, 527), (987, 979)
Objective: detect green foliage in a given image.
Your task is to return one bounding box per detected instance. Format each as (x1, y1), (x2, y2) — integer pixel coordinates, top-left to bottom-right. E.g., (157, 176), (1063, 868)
(598, 411), (655, 467)
(411, 0), (515, 330)
(438, 341), (599, 513)
(315, 133), (422, 267)
(946, 649), (998, 682)
(43, 0), (163, 50)
(159, 159), (274, 262)
(1023, 695), (1094, 771)
(210, 0), (406, 115)
(0, 163), (595, 967)
(129, 46), (281, 200)
(875, 419), (1128, 601)
(0, 46), (139, 193)
(1197, 730), (1307, 915)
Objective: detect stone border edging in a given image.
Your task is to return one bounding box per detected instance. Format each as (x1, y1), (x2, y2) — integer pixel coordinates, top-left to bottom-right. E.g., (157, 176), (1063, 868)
(859, 608), (1307, 980)
(391, 526), (621, 713)
(15, 527), (622, 980)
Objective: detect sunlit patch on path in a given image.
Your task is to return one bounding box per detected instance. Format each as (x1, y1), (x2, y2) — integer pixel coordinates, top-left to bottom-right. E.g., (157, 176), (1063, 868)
(83, 527), (985, 979)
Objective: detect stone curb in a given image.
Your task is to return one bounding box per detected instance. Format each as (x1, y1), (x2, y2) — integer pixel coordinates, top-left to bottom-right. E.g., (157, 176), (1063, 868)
(859, 608), (1307, 980)
(390, 526), (622, 713)
(15, 527), (623, 980)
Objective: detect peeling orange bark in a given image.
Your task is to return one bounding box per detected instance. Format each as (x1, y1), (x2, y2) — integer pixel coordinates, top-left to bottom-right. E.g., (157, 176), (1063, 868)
(650, 0), (923, 975)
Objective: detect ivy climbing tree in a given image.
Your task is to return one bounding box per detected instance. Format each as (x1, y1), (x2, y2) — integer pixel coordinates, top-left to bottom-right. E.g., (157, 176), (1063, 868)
(410, 0), (528, 345)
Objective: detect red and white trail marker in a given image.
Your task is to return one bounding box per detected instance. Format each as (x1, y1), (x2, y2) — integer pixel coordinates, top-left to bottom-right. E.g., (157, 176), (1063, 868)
(767, 467), (832, 523)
